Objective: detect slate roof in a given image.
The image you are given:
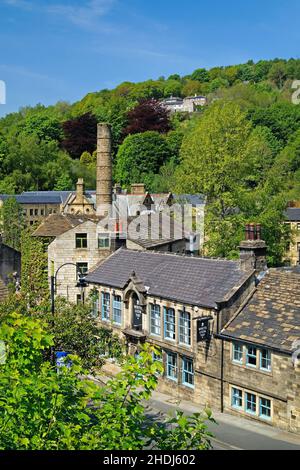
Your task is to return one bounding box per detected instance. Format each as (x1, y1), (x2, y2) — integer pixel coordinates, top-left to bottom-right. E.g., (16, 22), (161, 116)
(86, 248), (253, 309)
(284, 208), (300, 222)
(127, 212), (188, 249)
(173, 194), (206, 206)
(0, 191), (97, 206)
(221, 269), (300, 353)
(32, 213), (98, 237)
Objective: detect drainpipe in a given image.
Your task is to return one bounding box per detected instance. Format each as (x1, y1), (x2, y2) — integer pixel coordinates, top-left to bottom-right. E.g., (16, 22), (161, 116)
(220, 338), (224, 413)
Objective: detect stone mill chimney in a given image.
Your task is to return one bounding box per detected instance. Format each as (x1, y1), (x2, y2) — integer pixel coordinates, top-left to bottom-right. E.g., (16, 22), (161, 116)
(96, 123), (112, 216)
(239, 223), (267, 275)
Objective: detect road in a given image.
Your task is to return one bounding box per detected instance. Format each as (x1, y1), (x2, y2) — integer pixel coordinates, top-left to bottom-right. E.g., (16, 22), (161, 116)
(147, 394), (300, 450)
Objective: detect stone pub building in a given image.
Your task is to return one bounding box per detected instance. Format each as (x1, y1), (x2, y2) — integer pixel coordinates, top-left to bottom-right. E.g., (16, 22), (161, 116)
(86, 225), (300, 434)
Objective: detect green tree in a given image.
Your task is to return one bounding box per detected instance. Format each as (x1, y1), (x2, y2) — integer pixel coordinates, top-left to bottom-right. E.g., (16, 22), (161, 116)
(268, 61), (288, 88)
(54, 172), (73, 191)
(115, 131), (172, 188)
(21, 227), (49, 306)
(0, 314), (214, 450)
(40, 297), (124, 370)
(0, 197), (24, 250)
(191, 68), (209, 82)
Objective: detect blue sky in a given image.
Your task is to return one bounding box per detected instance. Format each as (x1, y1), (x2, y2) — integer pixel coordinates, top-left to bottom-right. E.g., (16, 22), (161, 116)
(0, 0), (299, 117)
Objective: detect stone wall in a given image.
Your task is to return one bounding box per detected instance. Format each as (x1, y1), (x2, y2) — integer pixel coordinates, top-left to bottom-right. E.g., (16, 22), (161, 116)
(0, 241), (21, 284)
(48, 221), (111, 303)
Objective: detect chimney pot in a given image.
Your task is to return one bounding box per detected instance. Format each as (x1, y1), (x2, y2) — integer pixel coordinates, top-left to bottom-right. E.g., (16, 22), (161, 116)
(256, 224), (261, 241)
(131, 183), (145, 195)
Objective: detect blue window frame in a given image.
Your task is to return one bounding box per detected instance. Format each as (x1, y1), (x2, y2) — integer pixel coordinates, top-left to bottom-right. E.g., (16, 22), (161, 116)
(166, 351), (177, 381)
(245, 392), (256, 414)
(112, 295), (122, 325)
(231, 387), (243, 409)
(164, 307), (176, 341)
(152, 350), (163, 376)
(246, 346), (257, 367)
(182, 357), (194, 388)
(150, 304), (161, 336)
(179, 311), (191, 345)
(259, 397), (271, 420)
(260, 349), (271, 371)
(232, 342), (243, 364)
(101, 292), (110, 321)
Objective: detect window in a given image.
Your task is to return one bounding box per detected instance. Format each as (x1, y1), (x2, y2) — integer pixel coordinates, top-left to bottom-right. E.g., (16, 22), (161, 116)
(76, 233), (88, 249)
(232, 342), (243, 364)
(246, 346), (257, 367)
(179, 311), (191, 345)
(182, 357), (194, 388)
(23, 209), (27, 216)
(152, 350), (163, 376)
(91, 292), (99, 318)
(98, 233), (110, 249)
(34, 209), (38, 216)
(260, 349), (271, 371)
(76, 263), (88, 280)
(77, 294), (83, 305)
(164, 307), (176, 341)
(30, 209), (34, 216)
(245, 392), (256, 414)
(101, 292), (110, 321)
(150, 304), (161, 336)
(112, 295), (122, 325)
(259, 397), (271, 420)
(231, 388), (243, 409)
(41, 209), (44, 216)
(166, 352), (177, 381)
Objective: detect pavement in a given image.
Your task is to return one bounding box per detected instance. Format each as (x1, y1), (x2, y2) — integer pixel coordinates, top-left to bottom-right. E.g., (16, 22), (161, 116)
(89, 373), (300, 451)
(147, 390), (300, 450)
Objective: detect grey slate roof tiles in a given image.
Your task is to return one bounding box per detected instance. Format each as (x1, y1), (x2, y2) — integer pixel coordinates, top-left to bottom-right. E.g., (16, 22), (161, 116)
(86, 248), (253, 309)
(284, 208), (300, 221)
(221, 269), (300, 353)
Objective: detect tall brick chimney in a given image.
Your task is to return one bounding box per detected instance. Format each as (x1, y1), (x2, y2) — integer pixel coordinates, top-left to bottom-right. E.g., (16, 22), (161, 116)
(96, 123), (112, 216)
(239, 223), (267, 274)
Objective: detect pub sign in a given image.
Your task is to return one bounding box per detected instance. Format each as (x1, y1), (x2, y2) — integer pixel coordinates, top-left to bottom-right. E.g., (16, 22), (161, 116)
(196, 317), (211, 342)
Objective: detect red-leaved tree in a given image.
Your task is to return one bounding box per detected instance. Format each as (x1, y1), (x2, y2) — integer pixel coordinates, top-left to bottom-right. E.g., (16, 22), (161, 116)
(62, 113), (97, 159)
(123, 98), (171, 137)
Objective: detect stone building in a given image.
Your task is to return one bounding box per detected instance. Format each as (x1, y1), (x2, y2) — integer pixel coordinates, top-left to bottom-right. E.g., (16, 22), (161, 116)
(0, 277), (8, 303)
(0, 193), (62, 226)
(284, 204), (300, 266)
(85, 228), (300, 434)
(85, 247), (255, 410)
(0, 237), (21, 285)
(162, 95), (207, 113)
(219, 268), (300, 434)
(34, 123), (194, 303)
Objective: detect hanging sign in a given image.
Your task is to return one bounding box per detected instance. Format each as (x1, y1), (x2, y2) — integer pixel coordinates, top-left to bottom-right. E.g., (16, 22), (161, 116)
(197, 317), (210, 342)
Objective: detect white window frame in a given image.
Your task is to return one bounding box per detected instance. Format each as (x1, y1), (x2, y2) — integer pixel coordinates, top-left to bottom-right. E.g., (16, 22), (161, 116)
(150, 304), (161, 337)
(179, 311), (191, 346)
(101, 292), (110, 321)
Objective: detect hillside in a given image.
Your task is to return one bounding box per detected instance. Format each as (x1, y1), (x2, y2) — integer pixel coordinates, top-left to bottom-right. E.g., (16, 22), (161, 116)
(1, 58), (300, 265)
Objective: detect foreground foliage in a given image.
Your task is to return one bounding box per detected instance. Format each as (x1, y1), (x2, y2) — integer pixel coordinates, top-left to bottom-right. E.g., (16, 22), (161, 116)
(0, 314), (214, 450)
